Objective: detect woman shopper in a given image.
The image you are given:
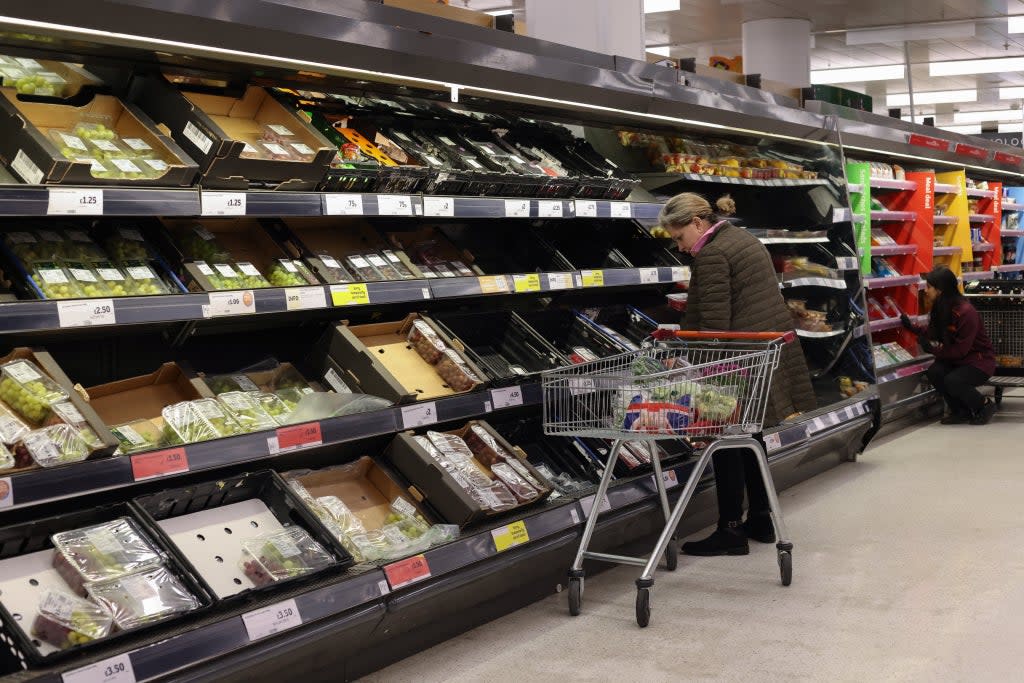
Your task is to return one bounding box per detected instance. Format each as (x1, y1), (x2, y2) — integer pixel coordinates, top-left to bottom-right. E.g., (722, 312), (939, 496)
(901, 266), (996, 425)
(660, 192), (817, 557)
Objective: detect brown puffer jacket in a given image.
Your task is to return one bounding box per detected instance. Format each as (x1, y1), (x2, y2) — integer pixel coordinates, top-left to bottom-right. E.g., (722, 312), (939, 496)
(684, 222), (817, 426)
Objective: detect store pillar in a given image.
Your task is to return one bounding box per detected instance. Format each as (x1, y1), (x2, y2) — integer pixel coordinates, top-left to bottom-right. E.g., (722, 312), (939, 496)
(741, 18), (811, 87)
(524, 0), (645, 60)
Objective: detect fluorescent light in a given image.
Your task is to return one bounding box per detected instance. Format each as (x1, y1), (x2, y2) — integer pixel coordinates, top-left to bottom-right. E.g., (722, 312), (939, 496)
(485, 9), (514, 16)
(939, 124), (982, 135)
(644, 0), (680, 12)
(810, 64), (905, 84)
(953, 109), (1021, 123)
(1009, 16), (1024, 33)
(930, 56), (1024, 76)
(1000, 86), (1024, 99)
(647, 46), (672, 56)
(886, 89), (976, 107)
(999, 123), (1024, 133)
(846, 22), (974, 45)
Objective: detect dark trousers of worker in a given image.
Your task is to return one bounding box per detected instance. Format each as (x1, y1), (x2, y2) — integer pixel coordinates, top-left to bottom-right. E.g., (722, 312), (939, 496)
(712, 447), (770, 523)
(926, 361), (988, 416)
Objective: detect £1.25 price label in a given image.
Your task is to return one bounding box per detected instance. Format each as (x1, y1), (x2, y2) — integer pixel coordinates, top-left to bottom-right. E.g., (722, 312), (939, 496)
(242, 598), (303, 641)
(201, 191), (246, 216)
(57, 299), (116, 328)
(62, 652), (135, 683)
(47, 188), (104, 216)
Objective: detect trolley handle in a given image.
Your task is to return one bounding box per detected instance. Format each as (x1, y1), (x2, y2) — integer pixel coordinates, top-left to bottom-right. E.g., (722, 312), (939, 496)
(650, 329), (797, 343)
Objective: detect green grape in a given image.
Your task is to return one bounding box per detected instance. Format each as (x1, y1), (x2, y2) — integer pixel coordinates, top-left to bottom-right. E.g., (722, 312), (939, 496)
(267, 264), (306, 287)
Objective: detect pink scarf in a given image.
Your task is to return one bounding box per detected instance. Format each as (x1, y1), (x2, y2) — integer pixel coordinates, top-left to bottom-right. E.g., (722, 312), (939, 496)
(690, 220), (727, 255)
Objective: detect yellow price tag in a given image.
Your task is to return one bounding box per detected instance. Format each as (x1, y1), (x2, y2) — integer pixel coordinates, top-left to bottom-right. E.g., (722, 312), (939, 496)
(512, 274), (541, 293)
(581, 270), (605, 287)
(478, 275), (510, 294)
(491, 520), (530, 552)
(330, 283), (370, 306)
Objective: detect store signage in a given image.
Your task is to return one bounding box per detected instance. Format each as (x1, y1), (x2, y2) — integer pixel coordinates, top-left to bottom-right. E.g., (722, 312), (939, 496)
(242, 599), (303, 641)
(490, 386), (524, 409)
(57, 299), (116, 328)
(491, 520), (530, 552)
(384, 554), (432, 589)
(62, 652), (136, 683)
(907, 133), (948, 151)
(953, 143), (988, 160)
(324, 194), (364, 216)
(48, 188), (104, 216)
(201, 191), (246, 216)
(330, 283), (370, 306)
(131, 448), (189, 481)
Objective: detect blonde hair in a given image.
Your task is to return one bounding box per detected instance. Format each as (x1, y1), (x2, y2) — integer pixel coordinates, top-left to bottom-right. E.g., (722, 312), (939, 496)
(658, 193), (735, 228)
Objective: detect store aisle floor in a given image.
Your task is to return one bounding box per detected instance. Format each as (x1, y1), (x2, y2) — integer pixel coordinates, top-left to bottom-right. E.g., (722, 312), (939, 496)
(362, 412), (1024, 683)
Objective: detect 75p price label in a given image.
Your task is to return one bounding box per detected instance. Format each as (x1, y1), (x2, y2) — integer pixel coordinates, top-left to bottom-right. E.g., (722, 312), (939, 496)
(48, 188), (104, 215)
(324, 193), (364, 215)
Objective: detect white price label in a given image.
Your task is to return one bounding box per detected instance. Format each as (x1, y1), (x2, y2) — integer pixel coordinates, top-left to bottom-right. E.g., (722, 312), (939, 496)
(12, 149), (43, 185)
(143, 158), (169, 173)
(504, 199), (530, 218)
(39, 268), (68, 285)
(97, 268), (124, 282)
(575, 200), (597, 217)
(111, 159), (142, 174)
(639, 267), (660, 284)
(126, 266), (155, 280)
(490, 386), (524, 409)
(324, 194), (364, 216)
(206, 290), (255, 317)
(57, 299), (115, 328)
(202, 191), (246, 216)
(280, 260), (298, 273)
(122, 138), (152, 152)
(47, 188), (103, 215)
(242, 598), (302, 641)
(291, 142), (315, 156)
(59, 133), (87, 151)
(378, 195), (414, 216)
(764, 432), (782, 453)
(610, 202), (632, 218)
(214, 263), (238, 278)
(401, 402), (438, 429)
(69, 268), (97, 283)
(546, 272), (574, 290)
(569, 508), (580, 524)
(263, 142), (289, 157)
(237, 262), (261, 277)
(285, 286), (327, 311)
(267, 124), (295, 136)
(670, 266), (691, 282)
(581, 494), (612, 515)
(92, 139), (119, 153)
(423, 196), (454, 217)
(538, 200), (564, 218)
(653, 469), (679, 488)
(62, 653), (136, 683)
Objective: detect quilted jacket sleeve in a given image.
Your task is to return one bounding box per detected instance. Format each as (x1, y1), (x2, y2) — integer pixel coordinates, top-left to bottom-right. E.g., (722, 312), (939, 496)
(690, 247), (732, 331)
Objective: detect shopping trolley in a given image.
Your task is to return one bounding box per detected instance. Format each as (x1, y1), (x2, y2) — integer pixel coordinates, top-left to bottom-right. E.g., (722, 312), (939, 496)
(968, 282), (1024, 406)
(542, 330), (794, 627)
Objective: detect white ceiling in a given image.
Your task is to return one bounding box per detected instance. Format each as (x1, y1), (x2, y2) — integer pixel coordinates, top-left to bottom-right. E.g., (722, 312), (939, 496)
(459, 0), (1024, 130)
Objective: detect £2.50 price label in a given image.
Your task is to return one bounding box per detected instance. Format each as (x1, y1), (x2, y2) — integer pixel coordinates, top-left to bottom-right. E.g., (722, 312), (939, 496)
(57, 299), (116, 328)
(384, 554), (432, 589)
(330, 283), (371, 306)
(47, 188), (104, 216)
(242, 598), (303, 641)
(62, 652), (135, 683)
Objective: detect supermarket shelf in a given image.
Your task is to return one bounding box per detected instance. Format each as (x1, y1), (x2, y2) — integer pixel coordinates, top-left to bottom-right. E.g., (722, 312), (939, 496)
(934, 183), (961, 195)
(870, 178), (918, 191)
(867, 244), (917, 256)
(870, 211), (917, 222)
(993, 263), (1024, 273)
(644, 172), (829, 188)
(1002, 230), (1024, 237)
(0, 185), (202, 216)
(865, 275), (922, 289)
(753, 231), (829, 244)
(969, 214), (995, 223)
(966, 188), (997, 198)
(933, 215), (958, 225)
(932, 245), (963, 256)
(876, 355), (934, 384)
(779, 276), (848, 290)
(795, 328), (845, 339)
(1002, 201), (1024, 211)
(972, 242), (995, 253)
(962, 270), (996, 281)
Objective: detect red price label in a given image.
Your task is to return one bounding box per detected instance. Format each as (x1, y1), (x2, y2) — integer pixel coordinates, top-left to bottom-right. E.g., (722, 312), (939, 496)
(995, 152), (1023, 166)
(276, 422), (322, 451)
(954, 143), (988, 160)
(908, 133), (948, 151)
(131, 448), (189, 481)
(384, 554), (431, 589)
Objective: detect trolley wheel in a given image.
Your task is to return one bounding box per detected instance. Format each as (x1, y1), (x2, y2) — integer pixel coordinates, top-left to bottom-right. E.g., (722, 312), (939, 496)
(635, 587), (651, 627)
(664, 538), (679, 571)
(995, 387), (1004, 408)
(778, 550), (793, 587)
(568, 577), (583, 616)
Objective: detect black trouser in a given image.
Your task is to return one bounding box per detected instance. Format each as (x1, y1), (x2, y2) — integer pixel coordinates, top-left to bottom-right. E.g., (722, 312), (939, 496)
(712, 447), (770, 523)
(926, 361), (989, 416)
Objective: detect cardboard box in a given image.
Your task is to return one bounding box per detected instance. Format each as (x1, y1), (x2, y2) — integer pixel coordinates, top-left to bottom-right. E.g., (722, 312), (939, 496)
(0, 347), (118, 459)
(0, 90), (199, 187)
(382, 0), (495, 29)
(385, 420), (551, 526)
(312, 314), (486, 404)
(286, 456), (435, 530)
(84, 362), (211, 428)
(128, 77), (335, 190)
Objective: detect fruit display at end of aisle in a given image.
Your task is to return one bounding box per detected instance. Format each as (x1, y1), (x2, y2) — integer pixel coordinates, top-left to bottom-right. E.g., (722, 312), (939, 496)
(87, 566), (201, 630)
(31, 589), (114, 650)
(0, 360), (68, 426)
(239, 527), (334, 587)
(51, 517), (163, 596)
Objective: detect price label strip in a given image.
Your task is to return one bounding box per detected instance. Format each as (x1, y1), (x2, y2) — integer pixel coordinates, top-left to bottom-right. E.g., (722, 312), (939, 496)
(62, 652), (135, 683)
(201, 191), (246, 216)
(638, 268), (659, 284)
(538, 200), (564, 218)
(57, 299), (116, 328)
(512, 273), (542, 293)
(401, 402), (438, 429)
(546, 272), (574, 290)
(330, 283), (371, 306)
(324, 194), (364, 216)
(575, 200), (597, 217)
(490, 386), (524, 409)
(285, 286), (327, 311)
(131, 448), (189, 481)
(504, 199), (530, 218)
(384, 554), (432, 590)
(268, 422), (322, 454)
(377, 194), (414, 216)
(423, 196), (454, 217)
(47, 188), (104, 216)
(242, 598), (303, 641)
(491, 520), (530, 552)
(205, 290), (256, 317)
(580, 270), (605, 287)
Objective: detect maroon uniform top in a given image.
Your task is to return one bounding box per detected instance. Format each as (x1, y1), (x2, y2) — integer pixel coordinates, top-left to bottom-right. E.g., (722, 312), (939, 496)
(913, 300), (996, 376)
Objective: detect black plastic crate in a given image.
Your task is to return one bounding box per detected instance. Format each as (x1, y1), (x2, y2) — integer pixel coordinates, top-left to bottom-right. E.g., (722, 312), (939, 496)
(516, 309), (631, 363)
(132, 470), (353, 606)
(0, 502), (212, 668)
(321, 165), (429, 194)
(530, 223), (633, 270)
(580, 305), (659, 348)
(426, 311), (566, 385)
(484, 415), (600, 491)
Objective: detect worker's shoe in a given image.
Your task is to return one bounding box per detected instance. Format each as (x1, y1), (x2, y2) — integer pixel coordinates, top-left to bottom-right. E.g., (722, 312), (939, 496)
(742, 513), (776, 544)
(970, 399), (997, 426)
(681, 521), (749, 556)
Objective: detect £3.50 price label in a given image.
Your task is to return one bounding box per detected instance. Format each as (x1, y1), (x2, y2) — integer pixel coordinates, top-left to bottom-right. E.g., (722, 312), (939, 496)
(330, 283), (371, 306)
(490, 385), (524, 409)
(57, 299), (116, 328)
(201, 191), (246, 216)
(512, 273), (541, 293)
(62, 652), (135, 683)
(401, 402), (438, 429)
(131, 448), (189, 481)
(324, 193), (364, 216)
(491, 520), (530, 552)
(242, 598), (303, 641)
(384, 554), (431, 589)
(47, 188), (104, 216)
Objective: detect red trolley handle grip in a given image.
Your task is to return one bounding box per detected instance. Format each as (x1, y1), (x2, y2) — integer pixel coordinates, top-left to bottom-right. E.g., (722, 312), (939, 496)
(650, 329), (797, 343)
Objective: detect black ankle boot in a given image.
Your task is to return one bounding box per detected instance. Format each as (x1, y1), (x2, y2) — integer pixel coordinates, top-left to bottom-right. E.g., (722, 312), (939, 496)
(742, 513), (776, 544)
(681, 520), (749, 556)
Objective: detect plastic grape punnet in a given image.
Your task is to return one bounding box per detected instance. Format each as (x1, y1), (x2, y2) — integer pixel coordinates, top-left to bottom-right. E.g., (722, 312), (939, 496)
(239, 527), (334, 587)
(87, 565), (201, 630)
(51, 517), (164, 595)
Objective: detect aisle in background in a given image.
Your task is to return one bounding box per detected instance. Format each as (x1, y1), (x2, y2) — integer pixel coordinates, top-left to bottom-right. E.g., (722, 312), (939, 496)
(363, 408), (1024, 682)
